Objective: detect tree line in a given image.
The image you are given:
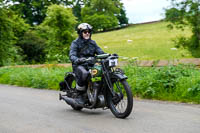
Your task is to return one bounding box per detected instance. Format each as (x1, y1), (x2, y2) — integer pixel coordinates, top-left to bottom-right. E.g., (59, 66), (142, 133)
(0, 0), (199, 66)
(0, 0), (128, 66)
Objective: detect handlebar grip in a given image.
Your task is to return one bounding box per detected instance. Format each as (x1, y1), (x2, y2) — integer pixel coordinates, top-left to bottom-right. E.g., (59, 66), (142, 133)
(96, 54), (110, 59)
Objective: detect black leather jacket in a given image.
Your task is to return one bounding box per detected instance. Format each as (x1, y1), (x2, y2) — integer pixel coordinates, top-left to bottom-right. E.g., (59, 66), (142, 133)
(69, 37), (105, 68)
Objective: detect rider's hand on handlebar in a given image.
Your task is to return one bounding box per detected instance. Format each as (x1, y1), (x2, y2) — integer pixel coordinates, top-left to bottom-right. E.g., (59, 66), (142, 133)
(86, 57), (95, 65)
(76, 57), (86, 64)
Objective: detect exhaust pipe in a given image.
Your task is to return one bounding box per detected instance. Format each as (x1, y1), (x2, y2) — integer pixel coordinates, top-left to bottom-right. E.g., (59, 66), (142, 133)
(59, 93), (83, 108)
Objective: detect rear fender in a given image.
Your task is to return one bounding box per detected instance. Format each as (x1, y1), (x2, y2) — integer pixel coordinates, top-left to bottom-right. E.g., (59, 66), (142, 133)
(60, 72), (76, 91)
(64, 72), (76, 81)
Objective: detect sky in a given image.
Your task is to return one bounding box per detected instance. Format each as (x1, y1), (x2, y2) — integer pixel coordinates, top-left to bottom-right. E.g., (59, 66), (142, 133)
(121, 0), (171, 24)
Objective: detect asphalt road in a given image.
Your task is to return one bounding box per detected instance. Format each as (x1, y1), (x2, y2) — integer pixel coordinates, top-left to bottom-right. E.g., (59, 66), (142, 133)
(0, 84), (200, 133)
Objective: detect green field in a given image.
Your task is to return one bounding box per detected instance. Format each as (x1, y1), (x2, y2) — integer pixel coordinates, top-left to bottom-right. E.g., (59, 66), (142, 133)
(93, 21), (192, 60)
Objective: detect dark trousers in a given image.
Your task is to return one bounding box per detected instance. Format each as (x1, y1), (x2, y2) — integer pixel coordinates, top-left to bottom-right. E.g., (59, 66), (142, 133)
(73, 65), (89, 87)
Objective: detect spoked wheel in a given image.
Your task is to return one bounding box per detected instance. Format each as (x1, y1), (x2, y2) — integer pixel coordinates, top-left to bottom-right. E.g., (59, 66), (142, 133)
(107, 79), (133, 118)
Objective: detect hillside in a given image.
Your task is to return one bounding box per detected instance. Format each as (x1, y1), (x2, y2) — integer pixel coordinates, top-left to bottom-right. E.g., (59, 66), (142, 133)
(93, 21), (192, 60)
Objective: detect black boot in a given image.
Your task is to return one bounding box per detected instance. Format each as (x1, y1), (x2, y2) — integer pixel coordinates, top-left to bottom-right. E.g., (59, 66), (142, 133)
(75, 90), (86, 106)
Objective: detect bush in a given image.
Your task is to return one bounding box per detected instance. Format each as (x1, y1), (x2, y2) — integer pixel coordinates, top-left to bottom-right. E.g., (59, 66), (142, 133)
(124, 64), (200, 103)
(17, 30), (47, 63)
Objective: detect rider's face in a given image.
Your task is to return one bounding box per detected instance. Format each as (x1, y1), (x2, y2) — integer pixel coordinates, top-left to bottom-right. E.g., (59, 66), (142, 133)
(82, 30), (90, 40)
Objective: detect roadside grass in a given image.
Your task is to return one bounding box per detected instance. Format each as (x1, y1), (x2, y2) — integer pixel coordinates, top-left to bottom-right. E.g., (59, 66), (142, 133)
(124, 64), (200, 104)
(0, 65), (199, 104)
(93, 21), (192, 60)
(0, 66), (71, 90)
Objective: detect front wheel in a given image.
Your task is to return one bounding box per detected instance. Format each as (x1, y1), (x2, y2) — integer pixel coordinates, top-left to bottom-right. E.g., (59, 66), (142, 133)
(107, 79), (133, 118)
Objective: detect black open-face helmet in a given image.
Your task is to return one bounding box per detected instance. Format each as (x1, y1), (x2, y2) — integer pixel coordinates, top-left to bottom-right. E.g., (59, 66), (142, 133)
(77, 23), (93, 36)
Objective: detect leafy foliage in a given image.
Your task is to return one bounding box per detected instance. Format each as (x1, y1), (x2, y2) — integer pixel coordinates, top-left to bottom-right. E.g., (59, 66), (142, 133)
(72, 0), (82, 21)
(165, 0), (200, 49)
(117, 7), (129, 25)
(0, 8), (29, 66)
(17, 30), (47, 63)
(81, 0), (122, 31)
(124, 64), (200, 103)
(41, 4), (77, 63)
(4, 0), (73, 25)
(90, 0), (120, 14)
(0, 64), (200, 103)
(82, 13), (118, 32)
(0, 66), (72, 90)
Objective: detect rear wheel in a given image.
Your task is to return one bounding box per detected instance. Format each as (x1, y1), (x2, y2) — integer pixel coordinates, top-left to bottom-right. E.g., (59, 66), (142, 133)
(107, 79), (133, 118)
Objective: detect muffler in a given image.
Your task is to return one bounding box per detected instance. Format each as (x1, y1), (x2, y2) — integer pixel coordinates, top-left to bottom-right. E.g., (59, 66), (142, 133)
(59, 93), (82, 108)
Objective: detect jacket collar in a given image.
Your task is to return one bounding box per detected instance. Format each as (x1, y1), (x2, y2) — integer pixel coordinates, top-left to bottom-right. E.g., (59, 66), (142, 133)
(77, 37), (92, 45)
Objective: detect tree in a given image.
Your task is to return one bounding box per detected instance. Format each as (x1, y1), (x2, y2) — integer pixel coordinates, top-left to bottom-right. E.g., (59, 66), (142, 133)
(4, 0), (73, 25)
(17, 30), (47, 63)
(117, 7), (129, 25)
(71, 0), (84, 22)
(165, 0), (200, 49)
(81, 0), (120, 32)
(0, 0), (3, 6)
(90, 0), (120, 14)
(0, 8), (29, 66)
(83, 13), (118, 31)
(40, 4), (77, 62)
(113, 0), (129, 25)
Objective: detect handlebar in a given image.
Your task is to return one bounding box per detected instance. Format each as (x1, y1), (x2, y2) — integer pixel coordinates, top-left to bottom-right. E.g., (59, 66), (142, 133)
(95, 54), (110, 59)
(95, 53), (118, 59)
(82, 54), (118, 64)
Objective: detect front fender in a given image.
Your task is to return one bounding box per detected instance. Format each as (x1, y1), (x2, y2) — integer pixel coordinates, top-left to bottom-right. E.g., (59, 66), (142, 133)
(111, 72), (128, 81)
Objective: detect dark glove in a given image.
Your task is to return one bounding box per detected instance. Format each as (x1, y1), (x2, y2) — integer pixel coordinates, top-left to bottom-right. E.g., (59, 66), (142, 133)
(75, 57), (86, 64)
(86, 57), (95, 65)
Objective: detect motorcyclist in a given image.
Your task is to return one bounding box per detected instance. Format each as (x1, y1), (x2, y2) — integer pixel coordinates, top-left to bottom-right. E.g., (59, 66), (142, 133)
(69, 23), (105, 105)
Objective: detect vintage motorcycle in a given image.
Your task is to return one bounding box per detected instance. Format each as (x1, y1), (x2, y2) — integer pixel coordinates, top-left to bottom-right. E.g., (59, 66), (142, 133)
(59, 54), (133, 118)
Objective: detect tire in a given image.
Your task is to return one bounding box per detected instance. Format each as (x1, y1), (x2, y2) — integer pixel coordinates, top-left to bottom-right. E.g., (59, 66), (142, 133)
(107, 79), (133, 118)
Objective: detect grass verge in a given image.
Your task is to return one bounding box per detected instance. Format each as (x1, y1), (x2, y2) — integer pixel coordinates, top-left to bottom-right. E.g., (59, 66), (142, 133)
(0, 64), (199, 104)
(0, 66), (71, 90)
(124, 64), (200, 104)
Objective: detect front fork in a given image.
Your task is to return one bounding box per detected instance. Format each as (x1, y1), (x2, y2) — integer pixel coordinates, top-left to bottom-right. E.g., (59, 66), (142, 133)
(102, 64), (116, 97)
(103, 66), (128, 100)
